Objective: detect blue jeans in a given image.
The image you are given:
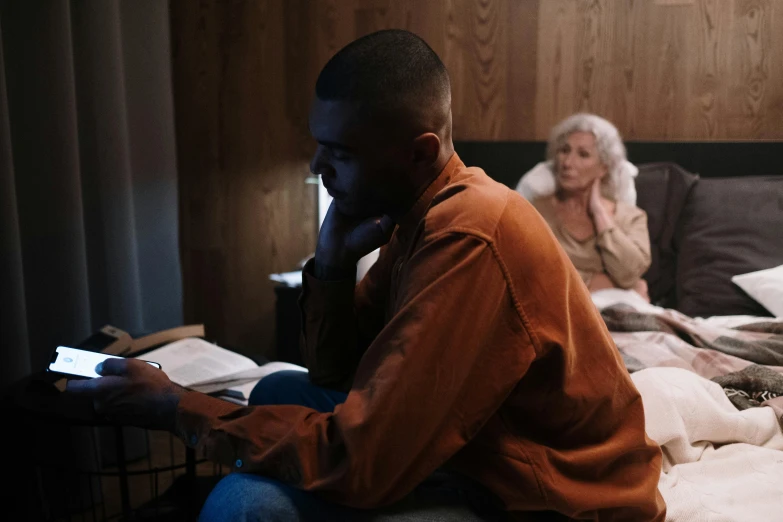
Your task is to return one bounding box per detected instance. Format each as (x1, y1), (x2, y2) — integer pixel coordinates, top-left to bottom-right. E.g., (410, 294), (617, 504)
(199, 371), (507, 522)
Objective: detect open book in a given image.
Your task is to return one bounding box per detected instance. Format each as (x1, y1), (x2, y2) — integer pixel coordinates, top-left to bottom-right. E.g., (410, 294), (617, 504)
(136, 337), (306, 405)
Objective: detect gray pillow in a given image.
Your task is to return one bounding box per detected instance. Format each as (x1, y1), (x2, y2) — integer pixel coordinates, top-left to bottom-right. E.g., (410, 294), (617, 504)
(675, 176), (783, 317)
(635, 163), (699, 308)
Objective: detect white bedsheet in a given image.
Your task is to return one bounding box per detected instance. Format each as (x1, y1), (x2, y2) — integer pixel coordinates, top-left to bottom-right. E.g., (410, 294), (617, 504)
(633, 367), (783, 521)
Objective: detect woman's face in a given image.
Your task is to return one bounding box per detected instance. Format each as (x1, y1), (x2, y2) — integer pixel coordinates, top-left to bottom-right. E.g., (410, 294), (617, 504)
(555, 131), (608, 193)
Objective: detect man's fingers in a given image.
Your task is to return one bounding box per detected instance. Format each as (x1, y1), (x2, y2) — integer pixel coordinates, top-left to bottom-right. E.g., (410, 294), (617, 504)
(98, 357), (129, 377)
(348, 215), (396, 255)
(65, 375), (125, 395)
(377, 214), (394, 230)
(377, 215), (395, 237)
(65, 378), (100, 394)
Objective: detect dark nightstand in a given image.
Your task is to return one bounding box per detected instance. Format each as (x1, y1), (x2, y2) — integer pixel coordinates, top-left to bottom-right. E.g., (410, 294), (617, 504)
(274, 285), (304, 367)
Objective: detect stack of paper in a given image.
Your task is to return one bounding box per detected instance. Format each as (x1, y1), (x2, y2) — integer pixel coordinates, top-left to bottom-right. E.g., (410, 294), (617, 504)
(136, 338), (307, 405)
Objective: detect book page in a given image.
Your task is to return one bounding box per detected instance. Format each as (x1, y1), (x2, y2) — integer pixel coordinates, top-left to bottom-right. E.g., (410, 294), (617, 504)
(189, 361), (307, 395)
(208, 362), (309, 406)
(136, 337), (257, 387)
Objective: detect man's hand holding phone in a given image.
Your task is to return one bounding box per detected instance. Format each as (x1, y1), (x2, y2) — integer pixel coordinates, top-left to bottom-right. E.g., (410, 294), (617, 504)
(66, 358), (185, 431)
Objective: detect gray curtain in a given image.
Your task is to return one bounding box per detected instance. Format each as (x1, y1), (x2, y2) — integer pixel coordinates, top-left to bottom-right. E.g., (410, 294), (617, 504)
(0, 0), (183, 388)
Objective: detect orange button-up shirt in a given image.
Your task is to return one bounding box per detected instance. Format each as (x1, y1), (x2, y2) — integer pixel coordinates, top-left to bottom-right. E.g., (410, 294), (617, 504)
(176, 153), (665, 521)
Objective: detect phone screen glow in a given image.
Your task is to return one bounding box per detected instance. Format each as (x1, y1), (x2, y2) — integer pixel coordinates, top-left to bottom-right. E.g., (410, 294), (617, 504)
(49, 346), (159, 378)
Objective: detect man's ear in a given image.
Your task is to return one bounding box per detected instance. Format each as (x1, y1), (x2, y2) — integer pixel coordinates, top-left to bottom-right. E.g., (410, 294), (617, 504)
(411, 133), (441, 168)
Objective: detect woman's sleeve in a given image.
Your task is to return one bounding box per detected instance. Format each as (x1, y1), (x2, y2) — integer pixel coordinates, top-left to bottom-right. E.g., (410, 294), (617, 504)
(596, 207), (651, 289)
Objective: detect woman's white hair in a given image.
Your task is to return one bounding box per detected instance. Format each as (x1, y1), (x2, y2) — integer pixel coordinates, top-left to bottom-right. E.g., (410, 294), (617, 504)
(546, 113), (628, 199)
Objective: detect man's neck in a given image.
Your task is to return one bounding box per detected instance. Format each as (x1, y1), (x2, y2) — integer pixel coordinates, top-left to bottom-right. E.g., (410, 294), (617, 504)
(390, 148), (455, 222)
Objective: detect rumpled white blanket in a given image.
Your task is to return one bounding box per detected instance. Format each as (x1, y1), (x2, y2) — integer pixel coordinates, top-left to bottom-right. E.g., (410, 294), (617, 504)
(632, 367), (783, 521)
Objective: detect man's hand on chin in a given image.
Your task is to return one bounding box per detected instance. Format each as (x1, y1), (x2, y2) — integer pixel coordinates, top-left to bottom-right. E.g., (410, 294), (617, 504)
(315, 202), (395, 280)
(66, 358), (185, 432)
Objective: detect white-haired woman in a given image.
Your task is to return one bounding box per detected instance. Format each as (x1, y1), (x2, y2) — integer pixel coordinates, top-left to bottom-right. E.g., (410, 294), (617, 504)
(517, 113), (651, 300)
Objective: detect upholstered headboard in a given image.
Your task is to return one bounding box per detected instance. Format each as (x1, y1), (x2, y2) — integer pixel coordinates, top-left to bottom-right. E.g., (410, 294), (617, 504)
(454, 141), (783, 186)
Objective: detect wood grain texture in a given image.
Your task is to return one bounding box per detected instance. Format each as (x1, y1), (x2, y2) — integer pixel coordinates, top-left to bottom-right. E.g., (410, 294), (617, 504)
(291, 0), (539, 140)
(171, 0), (316, 357)
(690, 0), (728, 138)
(637, 1), (691, 139)
(726, 0), (775, 138)
(535, 0), (578, 138)
(169, 0), (783, 356)
(534, 0), (783, 140)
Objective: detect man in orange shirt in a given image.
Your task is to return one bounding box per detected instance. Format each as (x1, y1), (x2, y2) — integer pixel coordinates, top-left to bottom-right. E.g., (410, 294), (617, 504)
(69, 30), (665, 521)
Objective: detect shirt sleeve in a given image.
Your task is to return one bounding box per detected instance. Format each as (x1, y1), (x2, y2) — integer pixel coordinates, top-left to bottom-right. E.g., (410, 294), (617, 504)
(596, 207), (651, 289)
(174, 231), (536, 509)
(297, 245), (395, 392)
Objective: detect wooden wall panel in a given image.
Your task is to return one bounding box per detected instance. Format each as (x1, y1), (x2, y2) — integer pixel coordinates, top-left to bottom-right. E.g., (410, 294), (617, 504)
(291, 0), (540, 139)
(171, 0), (316, 357)
(634, 1), (692, 139)
(286, 0), (783, 141)
(725, 0), (783, 139)
(535, 0), (578, 138)
(170, 0), (782, 357)
(534, 0), (783, 140)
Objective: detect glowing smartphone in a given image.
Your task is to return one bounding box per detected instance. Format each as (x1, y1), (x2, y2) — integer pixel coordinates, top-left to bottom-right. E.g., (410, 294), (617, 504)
(47, 346), (161, 379)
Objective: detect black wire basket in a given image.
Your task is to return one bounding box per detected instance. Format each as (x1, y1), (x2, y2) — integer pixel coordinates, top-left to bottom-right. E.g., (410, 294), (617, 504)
(4, 374), (225, 522)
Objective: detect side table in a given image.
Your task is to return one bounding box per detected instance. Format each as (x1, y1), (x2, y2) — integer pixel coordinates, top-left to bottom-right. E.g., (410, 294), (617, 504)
(2, 369), (204, 521)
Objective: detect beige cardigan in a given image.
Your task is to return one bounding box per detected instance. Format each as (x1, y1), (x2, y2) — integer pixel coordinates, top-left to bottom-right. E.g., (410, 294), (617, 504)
(532, 196), (651, 289)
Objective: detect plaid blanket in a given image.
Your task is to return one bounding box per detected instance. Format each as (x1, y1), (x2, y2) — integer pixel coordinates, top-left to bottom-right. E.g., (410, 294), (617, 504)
(600, 303), (783, 379)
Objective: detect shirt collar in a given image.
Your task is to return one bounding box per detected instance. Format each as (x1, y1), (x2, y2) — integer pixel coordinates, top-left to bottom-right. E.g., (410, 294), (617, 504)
(395, 152), (463, 242)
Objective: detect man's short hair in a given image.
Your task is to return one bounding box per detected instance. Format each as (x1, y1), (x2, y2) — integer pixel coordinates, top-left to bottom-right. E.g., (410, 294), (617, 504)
(316, 30), (450, 124)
